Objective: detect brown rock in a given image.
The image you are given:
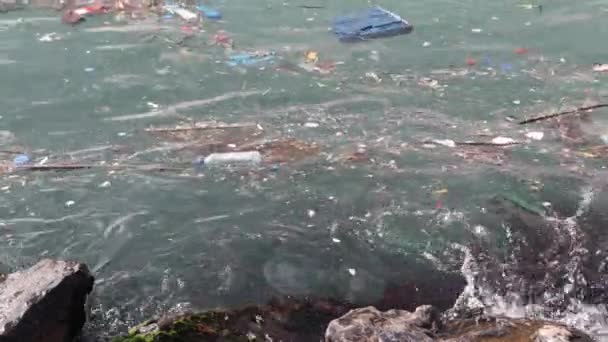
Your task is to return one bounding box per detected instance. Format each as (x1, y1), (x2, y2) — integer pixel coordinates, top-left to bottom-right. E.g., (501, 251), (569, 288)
(532, 324), (583, 342)
(115, 297), (351, 342)
(326, 307), (595, 342)
(325, 306), (437, 342)
(0, 259), (94, 342)
(440, 317), (595, 342)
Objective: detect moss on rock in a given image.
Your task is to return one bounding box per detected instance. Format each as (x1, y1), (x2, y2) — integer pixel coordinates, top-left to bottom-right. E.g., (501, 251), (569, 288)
(111, 310), (264, 342)
(111, 298), (351, 342)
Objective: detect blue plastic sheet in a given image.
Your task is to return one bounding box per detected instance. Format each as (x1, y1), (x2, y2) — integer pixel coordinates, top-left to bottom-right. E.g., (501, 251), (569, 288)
(227, 52), (276, 67)
(332, 6), (413, 41)
(197, 5), (222, 19)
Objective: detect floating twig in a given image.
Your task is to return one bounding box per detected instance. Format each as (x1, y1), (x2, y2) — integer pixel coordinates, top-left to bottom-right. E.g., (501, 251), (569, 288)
(519, 103), (608, 125)
(145, 122), (258, 133)
(13, 164), (95, 171)
(455, 141), (521, 147)
(10, 163), (185, 173)
(421, 138), (521, 147)
(297, 5), (325, 9)
(0, 149), (24, 155)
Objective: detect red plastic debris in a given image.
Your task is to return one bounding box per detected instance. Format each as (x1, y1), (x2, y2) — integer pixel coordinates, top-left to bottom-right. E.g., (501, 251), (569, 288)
(514, 47), (529, 55)
(62, 10), (85, 25)
(180, 25), (196, 35)
(211, 30), (233, 48)
(435, 199), (443, 209)
(465, 58), (477, 66)
(74, 3), (109, 15)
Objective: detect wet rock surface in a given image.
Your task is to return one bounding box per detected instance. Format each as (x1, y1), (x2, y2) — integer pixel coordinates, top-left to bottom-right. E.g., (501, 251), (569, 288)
(325, 305), (437, 342)
(0, 259), (94, 342)
(326, 306), (595, 342)
(112, 297), (351, 342)
(440, 316), (594, 342)
(112, 300), (595, 342)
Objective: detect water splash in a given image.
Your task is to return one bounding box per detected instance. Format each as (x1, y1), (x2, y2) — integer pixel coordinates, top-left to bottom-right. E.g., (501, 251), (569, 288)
(448, 185), (608, 339)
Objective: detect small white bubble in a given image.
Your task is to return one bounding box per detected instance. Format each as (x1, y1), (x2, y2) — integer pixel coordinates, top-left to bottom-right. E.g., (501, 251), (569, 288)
(348, 268), (356, 276)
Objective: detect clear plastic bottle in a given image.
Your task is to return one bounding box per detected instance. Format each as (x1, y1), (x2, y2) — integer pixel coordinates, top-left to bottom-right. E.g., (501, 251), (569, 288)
(202, 151), (262, 166)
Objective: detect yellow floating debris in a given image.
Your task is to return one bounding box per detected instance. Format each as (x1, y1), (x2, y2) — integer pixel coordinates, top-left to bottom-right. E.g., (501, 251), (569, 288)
(305, 50), (319, 64)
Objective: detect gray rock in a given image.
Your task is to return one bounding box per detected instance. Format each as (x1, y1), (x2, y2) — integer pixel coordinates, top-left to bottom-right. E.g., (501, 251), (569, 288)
(325, 306), (437, 342)
(533, 325), (576, 342)
(439, 317), (595, 342)
(0, 259), (94, 342)
(326, 306), (596, 342)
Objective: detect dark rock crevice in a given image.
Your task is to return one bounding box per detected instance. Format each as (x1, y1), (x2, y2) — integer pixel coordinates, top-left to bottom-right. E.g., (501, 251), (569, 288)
(0, 259), (94, 342)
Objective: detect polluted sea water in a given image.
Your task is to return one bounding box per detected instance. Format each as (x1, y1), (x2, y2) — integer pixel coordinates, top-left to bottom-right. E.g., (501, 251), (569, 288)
(1, 0), (608, 341)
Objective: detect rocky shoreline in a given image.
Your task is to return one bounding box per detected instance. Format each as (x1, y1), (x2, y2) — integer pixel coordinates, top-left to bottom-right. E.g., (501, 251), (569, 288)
(0, 259), (596, 342)
(0, 259), (94, 342)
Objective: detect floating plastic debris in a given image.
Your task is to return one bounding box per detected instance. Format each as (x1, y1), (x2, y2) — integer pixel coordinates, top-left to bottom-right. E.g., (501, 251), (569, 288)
(305, 50), (319, 64)
(99, 181), (111, 188)
(196, 5), (221, 19)
(332, 6), (413, 41)
(203, 151), (262, 166)
(38, 32), (62, 42)
(515, 47), (529, 55)
(525, 131), (544, 140)
(491, 136), (516, 145)
(227, 51), (276, 67)
(593, 64), (608, 72)
(13, 154), (30, 166)
(433, 139), (456, 148)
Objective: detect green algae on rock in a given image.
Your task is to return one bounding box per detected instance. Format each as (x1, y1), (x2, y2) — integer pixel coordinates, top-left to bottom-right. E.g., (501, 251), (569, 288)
(112, 298), (350, 342)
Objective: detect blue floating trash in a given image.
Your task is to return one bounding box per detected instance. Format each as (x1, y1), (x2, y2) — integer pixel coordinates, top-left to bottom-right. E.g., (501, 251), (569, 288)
(13, 154), (30, 167)
(227, 51), (276, 67)
(482, 55), (494, 67)
(332, 6), (413, 42)
(500, 63), (514, 73)
(197, 5), (222, 19)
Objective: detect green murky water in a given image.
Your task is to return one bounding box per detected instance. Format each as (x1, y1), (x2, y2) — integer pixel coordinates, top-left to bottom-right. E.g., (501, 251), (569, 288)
(1, 0), (608, 338)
